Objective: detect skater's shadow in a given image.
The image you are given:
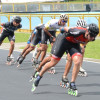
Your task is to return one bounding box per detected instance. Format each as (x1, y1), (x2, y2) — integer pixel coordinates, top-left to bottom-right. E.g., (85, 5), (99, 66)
(80, 91), (100, 96)
(18, 67), (33, 70)
(33, 91), (66, 95)
(33, 90), (81, 97)
(87, 71), (100, 76)
(78, 83), (100, 96)
(78, 83), (100, 87)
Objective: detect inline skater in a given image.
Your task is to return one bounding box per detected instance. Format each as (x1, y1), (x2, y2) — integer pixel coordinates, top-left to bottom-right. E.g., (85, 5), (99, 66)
(31, 23), (99, 96)
(60, 19), (88, 89)
(31, 14), (68, 74)
(17, 24), (44, 67)
(0, 16), (22, 65)
(16, 26), (41, 63)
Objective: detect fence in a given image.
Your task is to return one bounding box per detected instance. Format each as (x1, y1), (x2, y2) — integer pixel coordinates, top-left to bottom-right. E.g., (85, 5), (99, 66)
(1, 2), (100, 12)
(0, 13), (100, 36)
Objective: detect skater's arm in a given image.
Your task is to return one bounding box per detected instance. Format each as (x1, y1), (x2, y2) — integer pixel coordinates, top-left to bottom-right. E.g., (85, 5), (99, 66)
(60, 27), (69, 34)
(1, 22), (10, 28)
(44, 27), (53, 37)
(31, 33), (35, 42)
(17, 24), (22, 29)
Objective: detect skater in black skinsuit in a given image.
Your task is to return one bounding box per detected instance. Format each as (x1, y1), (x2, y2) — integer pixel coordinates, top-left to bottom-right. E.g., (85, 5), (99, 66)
(0, 16), (22, 65)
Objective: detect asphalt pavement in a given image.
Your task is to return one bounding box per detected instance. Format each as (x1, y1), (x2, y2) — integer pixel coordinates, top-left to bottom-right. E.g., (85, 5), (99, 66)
(0, 49), (100, 100)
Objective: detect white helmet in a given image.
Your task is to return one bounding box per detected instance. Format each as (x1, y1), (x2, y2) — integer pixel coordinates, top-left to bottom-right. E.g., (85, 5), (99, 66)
(76, 19), (87, 28)
(60, 14), (68, 21)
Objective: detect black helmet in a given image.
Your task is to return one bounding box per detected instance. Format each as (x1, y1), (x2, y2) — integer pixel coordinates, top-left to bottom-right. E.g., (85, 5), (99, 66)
(88, 23), (99, 37)
(13, 16), (22, 23)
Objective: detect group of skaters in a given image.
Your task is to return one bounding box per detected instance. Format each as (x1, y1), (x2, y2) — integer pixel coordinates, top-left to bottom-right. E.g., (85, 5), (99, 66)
(0, 14), (99, 96)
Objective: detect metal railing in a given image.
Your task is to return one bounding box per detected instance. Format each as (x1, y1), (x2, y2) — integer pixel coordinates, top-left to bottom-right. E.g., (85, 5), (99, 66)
(1, 2), (100, 12)
(0, 13), (100, 36)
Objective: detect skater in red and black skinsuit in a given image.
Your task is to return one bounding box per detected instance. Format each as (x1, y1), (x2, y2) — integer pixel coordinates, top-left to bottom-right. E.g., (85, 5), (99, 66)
(32, 23), (99, 96)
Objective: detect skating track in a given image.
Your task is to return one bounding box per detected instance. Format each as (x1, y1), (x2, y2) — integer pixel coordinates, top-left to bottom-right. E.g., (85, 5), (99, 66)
(0, 49), (100, 100)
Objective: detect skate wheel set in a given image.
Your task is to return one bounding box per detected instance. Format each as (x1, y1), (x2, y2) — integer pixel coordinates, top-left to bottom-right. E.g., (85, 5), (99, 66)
(68, 88), (78, 96)
(78, 71), (87, 77)
(60, 81), (69, 89)
(6, 59), (14, 65)
(29, 71), (39, 82)
(31, 82), (36, 92)
(47, 67), (55, 74)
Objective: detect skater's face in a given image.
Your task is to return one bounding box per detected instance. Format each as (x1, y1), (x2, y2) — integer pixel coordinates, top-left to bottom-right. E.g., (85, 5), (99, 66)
(13, 21), (20, 26)
(85, 31), (95, 41)
(59, 19), (66, 26)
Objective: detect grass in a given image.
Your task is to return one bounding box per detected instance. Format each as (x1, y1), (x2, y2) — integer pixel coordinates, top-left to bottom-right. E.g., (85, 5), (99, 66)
(84, 39), (100, 59)
(20, 38), (100, 60)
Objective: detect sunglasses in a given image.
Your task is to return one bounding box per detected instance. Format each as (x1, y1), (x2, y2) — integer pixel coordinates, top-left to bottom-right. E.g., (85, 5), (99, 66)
(62, 20), (67, 23)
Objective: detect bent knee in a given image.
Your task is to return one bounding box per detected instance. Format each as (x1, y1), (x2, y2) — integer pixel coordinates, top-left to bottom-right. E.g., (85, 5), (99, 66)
(72, 53), (82, 65)
(10, 41), (15, 46)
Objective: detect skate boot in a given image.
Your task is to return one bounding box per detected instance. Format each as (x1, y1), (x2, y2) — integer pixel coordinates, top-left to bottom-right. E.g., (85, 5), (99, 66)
(68, 82), (78, 96)
(10, 54), (14, 61)
(32, 58), (38, 67)
(16, 54), (22, 62)
(6, 56), (13, 65)
(31, 75), (42, 92)
(47, 67), (55, 74)
(32, 46), (38, 62)
(38, 61), (41, 65)
(78, 67), (87, 77)
(60, 76), (69, 88)
(29, 70), (39, 82)
(17, 56), (25, 67)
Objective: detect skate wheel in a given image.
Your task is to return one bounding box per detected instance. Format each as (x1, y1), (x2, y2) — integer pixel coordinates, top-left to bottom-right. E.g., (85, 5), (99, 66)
(65, 83), (69, 89)
(74, 90), (78, 96)
(6, 62), (11, 65)
(31, 83), (36, 92)
(17, 64), (20, 67)
(64, 84), (67, 88)
(68, 89), (71, 95)
(60, 81), (62, 87)
(34, 72), (39, 78)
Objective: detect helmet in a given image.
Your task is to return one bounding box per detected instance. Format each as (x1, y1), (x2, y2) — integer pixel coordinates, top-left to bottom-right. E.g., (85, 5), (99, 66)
(76, 19), (87, 28)
(88, 23), (99, 37)
(13, 16), (22, 23)
(60, 14), (68, 21)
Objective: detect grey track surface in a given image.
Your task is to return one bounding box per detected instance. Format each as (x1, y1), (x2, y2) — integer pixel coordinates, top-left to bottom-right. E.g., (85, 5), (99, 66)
(0, 49), (100, 100)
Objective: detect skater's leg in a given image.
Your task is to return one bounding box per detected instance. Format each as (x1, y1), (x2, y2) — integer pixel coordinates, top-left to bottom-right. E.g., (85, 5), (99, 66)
(16, 44), (30, 63)
(8, 41), (15, 57)
(32, 58), (59, 89)
(37, 56), (51, 71)
(35, 51), (41, 60)
(39, 58), (59, 76)
(78, 46), (87, 76)
(39, 44), (48, 62)
(63, 53), (72, 77)
(23, 46), (35, 58)
(21, 44), (30, 55)
(36, 44), (48, 62)
(80, 46), (85, 68)
(71, 55), (82, 82)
